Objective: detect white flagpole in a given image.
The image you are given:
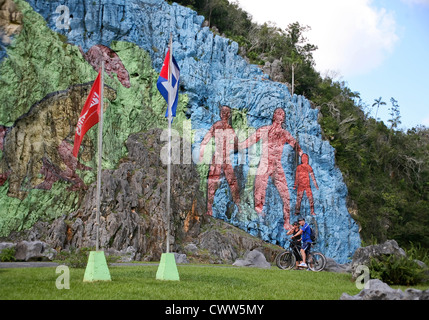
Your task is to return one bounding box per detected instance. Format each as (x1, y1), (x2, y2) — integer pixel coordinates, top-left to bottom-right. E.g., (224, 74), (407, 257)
(166, 34), (173, 254)
(95, 61), (104, 252)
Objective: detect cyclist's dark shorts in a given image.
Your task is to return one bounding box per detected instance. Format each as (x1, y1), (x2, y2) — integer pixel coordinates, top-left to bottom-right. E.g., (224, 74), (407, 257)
(302, 242), (312, 252)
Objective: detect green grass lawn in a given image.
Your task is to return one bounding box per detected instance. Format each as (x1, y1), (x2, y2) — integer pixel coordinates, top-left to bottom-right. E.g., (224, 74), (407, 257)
(0, 264), (362, 300)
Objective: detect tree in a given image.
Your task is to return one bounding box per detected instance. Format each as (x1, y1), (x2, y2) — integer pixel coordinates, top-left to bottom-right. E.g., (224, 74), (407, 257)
(283, 50), (302, 96)
(388, 97), (401, 130)
(282, 22), (318, 96)
(284, 22), (317, 64)
(372, 97), (386, 121)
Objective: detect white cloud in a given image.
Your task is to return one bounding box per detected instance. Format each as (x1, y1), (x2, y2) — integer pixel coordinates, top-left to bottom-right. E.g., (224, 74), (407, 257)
(236, 0), (399, 77)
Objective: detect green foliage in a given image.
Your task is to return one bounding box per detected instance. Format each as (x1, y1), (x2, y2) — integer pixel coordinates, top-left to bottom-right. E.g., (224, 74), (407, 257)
(54, 247), (93, 268)
(388, 98), (401, 130)
(406, 242), (429, 266)
(54, 247), (120, 268)
(369, 254), (426, 286)
(0, 247), (16, 262)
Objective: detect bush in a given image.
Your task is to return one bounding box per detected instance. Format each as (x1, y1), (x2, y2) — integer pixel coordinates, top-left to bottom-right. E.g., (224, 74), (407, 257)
(406, 242), (429, 266)
(54, 247), (120, 268)
(54, 247), (93, 268)
(0, 247), (16, 262)
(369, 254), (426, 286)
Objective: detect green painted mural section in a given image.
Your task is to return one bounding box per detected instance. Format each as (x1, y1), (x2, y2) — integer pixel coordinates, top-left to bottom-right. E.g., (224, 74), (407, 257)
(0, 181), (79, 235)
(0, 0), (95, 127)
(0, 0), (188, 237)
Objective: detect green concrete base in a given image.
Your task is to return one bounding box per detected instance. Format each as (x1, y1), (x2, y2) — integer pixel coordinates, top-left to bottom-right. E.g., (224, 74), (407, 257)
(83, 251), (111, 282)
(156, 253), (180, 281)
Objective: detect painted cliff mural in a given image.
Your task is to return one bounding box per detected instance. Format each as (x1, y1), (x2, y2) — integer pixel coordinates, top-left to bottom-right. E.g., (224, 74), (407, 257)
(0, 0), (360, 263)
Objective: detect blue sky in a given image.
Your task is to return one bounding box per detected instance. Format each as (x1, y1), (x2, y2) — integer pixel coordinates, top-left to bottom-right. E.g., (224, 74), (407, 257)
(236, 0), (429, 130)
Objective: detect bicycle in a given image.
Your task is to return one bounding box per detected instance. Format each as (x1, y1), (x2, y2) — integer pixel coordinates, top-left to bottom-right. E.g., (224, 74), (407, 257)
(276, 239), (326, 272)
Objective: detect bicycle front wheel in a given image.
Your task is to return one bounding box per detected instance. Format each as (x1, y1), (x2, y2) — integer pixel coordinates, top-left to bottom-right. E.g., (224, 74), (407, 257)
(307, 252), (326, 272)
(276, 251), (296, 270)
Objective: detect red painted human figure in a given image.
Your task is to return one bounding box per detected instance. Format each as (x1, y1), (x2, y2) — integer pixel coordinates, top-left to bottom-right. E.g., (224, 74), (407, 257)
(239, 108), (302, 230)
(199, 106), (241, 216)
(294, 153), (318, 216)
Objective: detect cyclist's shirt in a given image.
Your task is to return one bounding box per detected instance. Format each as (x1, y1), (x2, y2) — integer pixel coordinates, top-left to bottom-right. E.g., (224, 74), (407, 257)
(292, 230), (301, 247)
(300, 223), (312, 243)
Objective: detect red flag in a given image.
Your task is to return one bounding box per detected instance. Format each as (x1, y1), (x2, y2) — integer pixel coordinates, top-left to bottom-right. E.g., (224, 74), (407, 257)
(72, 71), (102, 157)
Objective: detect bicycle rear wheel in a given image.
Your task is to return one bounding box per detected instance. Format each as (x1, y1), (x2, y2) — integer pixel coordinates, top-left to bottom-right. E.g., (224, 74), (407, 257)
(307, 252), (326, 272)
(276, 251), (296, 270)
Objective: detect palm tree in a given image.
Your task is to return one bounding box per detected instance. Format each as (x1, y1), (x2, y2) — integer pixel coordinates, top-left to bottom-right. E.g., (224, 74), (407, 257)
(372, 97), (386, 121)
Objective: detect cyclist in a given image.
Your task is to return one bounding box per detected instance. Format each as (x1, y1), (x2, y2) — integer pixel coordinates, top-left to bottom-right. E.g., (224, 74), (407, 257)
(291, 217), (312, 268)
(286, 221), (301, 269)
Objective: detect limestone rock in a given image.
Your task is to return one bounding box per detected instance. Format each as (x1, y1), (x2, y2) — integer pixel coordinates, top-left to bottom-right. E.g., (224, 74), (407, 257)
(194, 217), (282, 264)
(61, 129), (206, 260)
(184, 243), (198, 254)
(351, 240), (406, 278)
(0, 83), (116, 199)
(14, 240), (56, 261)
(324, 257), (351, 273)
(174, 252), (189, 264)
(233, 249), (271, 269)
(340, 279), (429, 300)
(105, 246), (139, 262)
(0, 241), (15, 252)
(262, 59), (286, 83)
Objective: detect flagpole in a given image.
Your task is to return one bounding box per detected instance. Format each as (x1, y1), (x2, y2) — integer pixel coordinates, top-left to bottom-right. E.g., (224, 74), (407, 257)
(95, 61), (104, 252)
(166, 34), (173, 254)
(155, 35), (180, 281)
(82, 62), (111, 282)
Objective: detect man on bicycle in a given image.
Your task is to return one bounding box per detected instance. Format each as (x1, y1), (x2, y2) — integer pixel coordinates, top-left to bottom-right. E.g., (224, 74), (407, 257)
(291, 217), (312, 268)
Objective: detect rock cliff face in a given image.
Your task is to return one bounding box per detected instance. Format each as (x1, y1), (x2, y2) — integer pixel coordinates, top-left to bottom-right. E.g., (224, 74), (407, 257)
(1, 83), (116, 199)
(51, 129), (206, 260)
(3, 130), (281, 264)
(0, 0), (361, 263)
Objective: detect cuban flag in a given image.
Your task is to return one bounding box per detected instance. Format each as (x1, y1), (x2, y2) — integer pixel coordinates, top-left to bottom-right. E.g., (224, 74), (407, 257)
(157, 49), (180, 119)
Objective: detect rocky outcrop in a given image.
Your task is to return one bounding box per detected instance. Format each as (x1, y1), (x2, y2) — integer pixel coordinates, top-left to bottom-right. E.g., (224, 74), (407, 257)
(340, 279), (429, 300)
(14, 240), (56, 261)
(262, 59), (286, 83)
(45, 129), (206, 260)
(0, 83), (116, 199)
(1, 129), (283, 262)
(324, 257), (351, 273)
(233, 249), (271, 269)
(81, 129), (283, 262)
(351, 240), (406, 279)
(0, 240), (56, 261)
(193, 217), (282, 264)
